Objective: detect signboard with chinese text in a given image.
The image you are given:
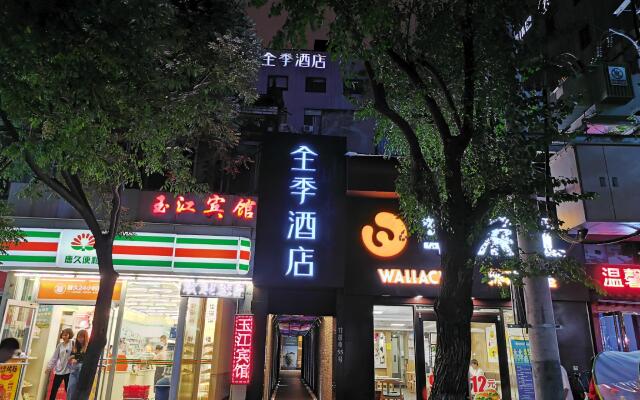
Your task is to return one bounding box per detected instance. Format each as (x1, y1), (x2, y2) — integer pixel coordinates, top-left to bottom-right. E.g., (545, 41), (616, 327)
(593, 264), (640, 298)
(0, 364), (22, 400)
(511, 339), (535, 400)
(142, 192), (257, 227)
(231, 314), (254, 385)
(180, 281), (246, 299)
(254, 134), (346, 288)
(1, 229), (251, 277)
(7, 184), (257, 228)
(261, 51), (327, 69)
(346, 197), (586, 300)
(37, 279), (123, 303)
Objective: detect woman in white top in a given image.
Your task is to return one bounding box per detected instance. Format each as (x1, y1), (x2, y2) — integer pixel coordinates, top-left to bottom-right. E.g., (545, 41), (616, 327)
(45, 328), (74, 400)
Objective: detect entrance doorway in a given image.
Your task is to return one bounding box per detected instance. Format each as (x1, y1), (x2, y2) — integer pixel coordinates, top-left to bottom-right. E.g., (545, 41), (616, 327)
(264, 315), (334, 400)
(373, 306), (515, 400)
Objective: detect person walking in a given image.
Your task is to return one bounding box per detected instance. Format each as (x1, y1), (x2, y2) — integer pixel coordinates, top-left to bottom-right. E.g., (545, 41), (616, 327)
(66, 329), (88, 399)
(45, 328), (74, 400)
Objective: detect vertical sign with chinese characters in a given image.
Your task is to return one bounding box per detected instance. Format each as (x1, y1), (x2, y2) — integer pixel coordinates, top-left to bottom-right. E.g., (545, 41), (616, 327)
(286, 146), (318, 277)
(255, 134), (346, 288)
(231, 314), (254, 385)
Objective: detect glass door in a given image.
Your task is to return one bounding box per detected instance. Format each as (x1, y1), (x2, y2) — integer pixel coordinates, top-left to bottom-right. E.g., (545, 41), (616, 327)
(177, 297), (220, 400)
(0, 299), (38, 351)
(0, 299), (38, 400)
(419, 308), (511, 400)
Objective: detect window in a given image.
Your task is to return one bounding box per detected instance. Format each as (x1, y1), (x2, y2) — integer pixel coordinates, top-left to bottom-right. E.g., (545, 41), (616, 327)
(268, 75), (288, 90)
(579, 24), (591, 49)
(314, 39), (328, 51)
(343, 79), (365, 95)
(303, 109), (322, 134)
(373, 306), (415, 398)
(305, 77), (326, 93)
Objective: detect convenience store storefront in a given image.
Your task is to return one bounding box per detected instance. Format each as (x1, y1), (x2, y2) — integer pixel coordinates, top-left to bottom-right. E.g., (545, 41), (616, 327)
(0, 228), (252, 400)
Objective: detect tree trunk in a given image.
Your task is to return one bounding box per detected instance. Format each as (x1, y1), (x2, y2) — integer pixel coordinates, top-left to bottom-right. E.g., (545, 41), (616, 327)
(517, 229), (564, 400)
(431, 245), (475, 400)
(70, 240), (119, 400)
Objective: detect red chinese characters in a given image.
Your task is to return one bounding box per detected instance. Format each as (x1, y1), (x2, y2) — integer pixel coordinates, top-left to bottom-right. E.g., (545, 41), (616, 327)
(232, 198), (257, 220)
(152, 195), (171, 214)
(600, 265), (640, 290)
(175, 196), (196, 214)
(203, 194), (226, 219)
(231, 314), (254, 385)
(150, 194), (257, 222)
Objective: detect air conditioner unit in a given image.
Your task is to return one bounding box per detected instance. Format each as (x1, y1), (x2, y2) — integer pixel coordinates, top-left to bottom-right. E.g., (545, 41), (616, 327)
(303, 125), (314, 133)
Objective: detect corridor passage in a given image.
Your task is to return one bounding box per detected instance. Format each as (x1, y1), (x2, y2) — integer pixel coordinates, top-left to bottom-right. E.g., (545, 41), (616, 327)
(273, 370), (313, 400)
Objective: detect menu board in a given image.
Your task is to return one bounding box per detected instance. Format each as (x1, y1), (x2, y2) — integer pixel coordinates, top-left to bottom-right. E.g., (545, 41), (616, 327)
(511, 339), (535, 400)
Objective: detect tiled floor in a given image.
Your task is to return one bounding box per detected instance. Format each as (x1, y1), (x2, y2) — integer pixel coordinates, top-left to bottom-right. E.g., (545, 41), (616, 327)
(273, 370), (313, 400)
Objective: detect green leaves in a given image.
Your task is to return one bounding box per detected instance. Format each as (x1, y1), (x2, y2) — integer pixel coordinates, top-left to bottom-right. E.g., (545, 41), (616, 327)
(0, 0), (259, 209)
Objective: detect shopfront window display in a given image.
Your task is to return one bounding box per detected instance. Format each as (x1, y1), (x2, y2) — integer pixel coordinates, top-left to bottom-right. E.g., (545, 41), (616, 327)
(373, 306), (417, 400)
(373, 306), (531, 400)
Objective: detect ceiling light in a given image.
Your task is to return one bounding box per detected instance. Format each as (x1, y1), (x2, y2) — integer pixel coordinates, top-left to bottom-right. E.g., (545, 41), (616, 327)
(373, 311), (384, 315)
(390, 323), (405, 327)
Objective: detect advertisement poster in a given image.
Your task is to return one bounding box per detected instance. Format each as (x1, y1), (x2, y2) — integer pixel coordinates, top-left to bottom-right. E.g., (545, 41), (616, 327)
(374, 332), (387, 368)
(0, 364), (22, 400)
(511, 339), (535, 400)
(485, 325), (499, 363)
(281, 336), (299, 370)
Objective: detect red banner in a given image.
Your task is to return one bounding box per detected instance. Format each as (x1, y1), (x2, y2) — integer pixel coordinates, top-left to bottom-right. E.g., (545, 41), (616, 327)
(231, 314), (254, 385)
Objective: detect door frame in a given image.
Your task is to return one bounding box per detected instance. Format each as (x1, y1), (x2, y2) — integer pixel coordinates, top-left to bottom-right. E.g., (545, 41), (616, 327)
(414, 307), (512, 400)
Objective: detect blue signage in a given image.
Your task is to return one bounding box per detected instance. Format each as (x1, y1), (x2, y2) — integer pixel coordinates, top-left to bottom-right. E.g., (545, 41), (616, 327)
(511, 339), (536, 400)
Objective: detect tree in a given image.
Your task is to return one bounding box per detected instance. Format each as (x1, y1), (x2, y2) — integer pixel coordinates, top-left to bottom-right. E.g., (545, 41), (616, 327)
(0, 1), (259, 398)
(258, 0), (582, 398)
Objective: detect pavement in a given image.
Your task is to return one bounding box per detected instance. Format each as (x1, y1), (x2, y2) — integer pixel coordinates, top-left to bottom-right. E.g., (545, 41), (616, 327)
(273, 370), (313, 400)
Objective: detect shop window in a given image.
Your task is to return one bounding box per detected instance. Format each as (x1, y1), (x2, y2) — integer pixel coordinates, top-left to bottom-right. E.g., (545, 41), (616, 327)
(267, 75), (288, 90)
(305, 77), (326, 93)
(303, 109), (322, 134)
(373, 306), (416, 399)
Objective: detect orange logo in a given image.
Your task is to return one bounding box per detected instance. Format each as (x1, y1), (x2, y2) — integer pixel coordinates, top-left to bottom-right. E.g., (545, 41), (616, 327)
(361, 212), (408, 258)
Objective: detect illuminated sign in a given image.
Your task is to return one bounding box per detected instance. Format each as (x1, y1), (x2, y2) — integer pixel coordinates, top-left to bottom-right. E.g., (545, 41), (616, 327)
(38, 279), (123, 302)
(377, 268), (441, 285)
(362, 212), (408, 258)
(286, 146), (319, 277)
(598, 265), (640, 291)
(150, 193), (257, 221)
(180, 281), (246, 299)
(422, 217), (565, 258)
(261, 52), (326, 69)
(231, 314), (254, 385)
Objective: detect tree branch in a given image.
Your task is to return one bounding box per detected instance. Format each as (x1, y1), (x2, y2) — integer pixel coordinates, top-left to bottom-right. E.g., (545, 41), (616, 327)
(414, 55), (463, 132)
(459, 0), (476, 149)
(364, 61), (440, 207)
(108, 184), (124, 242)
(24, 153), (104, 236)
(386, 49), (457, 140)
